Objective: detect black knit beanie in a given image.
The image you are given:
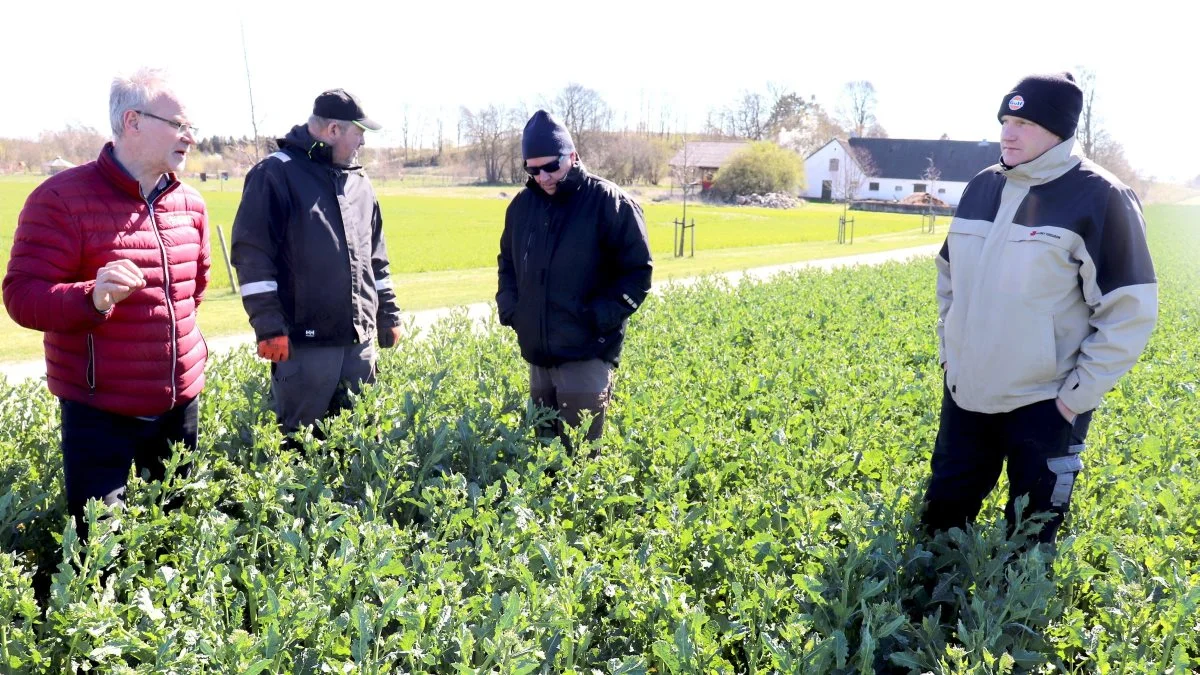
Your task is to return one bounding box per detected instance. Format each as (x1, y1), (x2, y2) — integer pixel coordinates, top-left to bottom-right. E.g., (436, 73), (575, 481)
(997, 72), (1083, 140)
(521, 110), (575, 160)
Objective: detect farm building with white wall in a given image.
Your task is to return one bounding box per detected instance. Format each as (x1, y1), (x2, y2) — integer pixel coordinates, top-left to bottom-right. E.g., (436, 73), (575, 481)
(803, 138), (1001, 207)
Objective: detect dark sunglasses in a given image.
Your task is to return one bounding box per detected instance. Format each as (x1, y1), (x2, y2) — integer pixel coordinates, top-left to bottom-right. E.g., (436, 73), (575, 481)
(524, 155), (568, 176)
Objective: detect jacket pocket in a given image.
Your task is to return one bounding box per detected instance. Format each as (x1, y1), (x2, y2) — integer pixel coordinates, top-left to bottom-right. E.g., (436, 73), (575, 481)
(546, 299), (597, 359)
(945, 217), (991, 278)
(1000, 224), (1079, 299)
(947, 217), (992, 238)
(1034, 312), (1058, 382)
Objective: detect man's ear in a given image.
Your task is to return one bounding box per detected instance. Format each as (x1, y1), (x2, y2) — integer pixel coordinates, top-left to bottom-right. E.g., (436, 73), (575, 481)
(124, 109), (140, 135)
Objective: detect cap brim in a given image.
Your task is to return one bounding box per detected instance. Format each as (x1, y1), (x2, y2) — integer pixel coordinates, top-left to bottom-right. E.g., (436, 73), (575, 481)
(354, 118), (382, 132)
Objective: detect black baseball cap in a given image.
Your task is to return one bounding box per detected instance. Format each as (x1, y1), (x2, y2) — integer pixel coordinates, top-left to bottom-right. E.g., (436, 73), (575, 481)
(313, 88), (381, 131)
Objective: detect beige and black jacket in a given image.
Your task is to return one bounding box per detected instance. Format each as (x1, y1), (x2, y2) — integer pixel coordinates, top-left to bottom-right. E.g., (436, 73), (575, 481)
(936, 139), (1157, 414)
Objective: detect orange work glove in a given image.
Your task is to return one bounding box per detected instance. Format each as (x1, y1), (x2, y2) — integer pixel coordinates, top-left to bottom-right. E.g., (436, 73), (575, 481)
(378, 325), (402, 349)
(257, 336), (290, 362)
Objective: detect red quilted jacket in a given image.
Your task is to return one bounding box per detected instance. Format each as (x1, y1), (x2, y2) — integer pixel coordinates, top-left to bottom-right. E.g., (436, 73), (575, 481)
(3, 143), (210, 417)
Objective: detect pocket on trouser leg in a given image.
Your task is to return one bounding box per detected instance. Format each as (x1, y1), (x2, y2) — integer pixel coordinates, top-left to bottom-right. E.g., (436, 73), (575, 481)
(1046, 453), (1084, 508)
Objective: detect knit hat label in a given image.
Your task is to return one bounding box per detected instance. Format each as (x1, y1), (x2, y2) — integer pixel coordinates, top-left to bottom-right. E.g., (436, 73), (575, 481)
(1008, 95), (1025, 111)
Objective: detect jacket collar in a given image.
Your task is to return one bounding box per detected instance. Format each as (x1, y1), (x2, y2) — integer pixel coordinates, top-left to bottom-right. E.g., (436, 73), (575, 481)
(1001, 138), (1082, 187)
(280, 124), (363, 171)
(96, 142), (179, 201)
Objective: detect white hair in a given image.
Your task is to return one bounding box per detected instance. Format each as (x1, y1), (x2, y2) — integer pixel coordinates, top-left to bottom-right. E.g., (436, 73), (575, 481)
(109, 68), (174, 138)
(307, 115), (353, 137)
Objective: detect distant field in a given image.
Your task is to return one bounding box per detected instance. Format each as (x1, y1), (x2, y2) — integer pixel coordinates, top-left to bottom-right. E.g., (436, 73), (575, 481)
(3, 174), (931, 291)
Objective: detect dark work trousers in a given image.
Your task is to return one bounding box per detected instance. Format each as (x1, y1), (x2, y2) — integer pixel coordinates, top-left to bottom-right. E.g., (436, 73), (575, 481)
(61, 397), (198, 540)
(922, 386), (1092, 545)
(271, 343), (376, 434)
(530, 358), (613, 448)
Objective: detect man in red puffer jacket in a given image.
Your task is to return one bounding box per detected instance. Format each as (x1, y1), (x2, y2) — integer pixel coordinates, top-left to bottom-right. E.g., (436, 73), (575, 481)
(3, 68), (209, 537)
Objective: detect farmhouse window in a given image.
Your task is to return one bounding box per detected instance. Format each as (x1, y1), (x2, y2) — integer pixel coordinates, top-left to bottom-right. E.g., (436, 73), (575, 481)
(913, 183), (927, 193)
(829, 158), (839, 172)
(869, 182), (879, 191)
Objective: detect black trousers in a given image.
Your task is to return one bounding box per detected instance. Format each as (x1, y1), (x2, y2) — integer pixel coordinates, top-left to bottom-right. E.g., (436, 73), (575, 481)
(61, 397), (198, 537)
(922, 386), (1091, 544)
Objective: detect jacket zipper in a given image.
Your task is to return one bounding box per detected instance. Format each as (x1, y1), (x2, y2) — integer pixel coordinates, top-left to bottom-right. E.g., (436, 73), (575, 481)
(86, 333), (96, 394)
(147, 197), (178, 405)
(521, 229), (534, 274)
(331, 168), (360, 343)
(538, 216), (551, 356)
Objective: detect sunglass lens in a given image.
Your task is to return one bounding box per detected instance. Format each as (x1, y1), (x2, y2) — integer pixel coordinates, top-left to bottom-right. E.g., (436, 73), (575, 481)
(525, 159), (561, 176)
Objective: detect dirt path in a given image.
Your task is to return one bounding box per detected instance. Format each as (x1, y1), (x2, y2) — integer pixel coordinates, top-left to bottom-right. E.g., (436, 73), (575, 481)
(1, 243), (940, 383)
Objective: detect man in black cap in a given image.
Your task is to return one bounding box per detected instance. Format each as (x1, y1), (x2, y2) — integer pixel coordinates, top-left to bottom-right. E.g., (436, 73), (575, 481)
(497, 110), (653, 447)
(923, 72), (1158, 545)
(231, 89), (402, 437)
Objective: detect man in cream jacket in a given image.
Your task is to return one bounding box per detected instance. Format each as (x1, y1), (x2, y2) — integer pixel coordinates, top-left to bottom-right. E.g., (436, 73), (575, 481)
(923, 72), (1157, 545)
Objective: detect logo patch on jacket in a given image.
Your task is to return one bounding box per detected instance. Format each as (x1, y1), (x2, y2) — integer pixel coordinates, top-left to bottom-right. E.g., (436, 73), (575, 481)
(159, 215), (196, 228)
(1008, 95), (1025, 111)
(305, 329), (316, 338)
(1028, 230), (1062, 240)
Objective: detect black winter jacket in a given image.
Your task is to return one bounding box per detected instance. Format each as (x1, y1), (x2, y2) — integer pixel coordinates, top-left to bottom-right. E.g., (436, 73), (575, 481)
(231, 125), (401, 347)
(496, 165), (653, 367)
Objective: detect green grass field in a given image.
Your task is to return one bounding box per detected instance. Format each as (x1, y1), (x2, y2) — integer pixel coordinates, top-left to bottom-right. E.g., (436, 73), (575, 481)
(0, 173), (942, 362)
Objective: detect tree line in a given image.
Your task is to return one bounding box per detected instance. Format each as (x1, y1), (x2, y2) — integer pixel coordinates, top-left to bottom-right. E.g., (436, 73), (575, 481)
(0, 74), (1153, 192)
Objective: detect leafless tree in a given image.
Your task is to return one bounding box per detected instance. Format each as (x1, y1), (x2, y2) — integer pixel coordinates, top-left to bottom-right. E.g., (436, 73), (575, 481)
(241, 22), (263, 162)
(1072, 67), (1141, 191)
(1075, 68), (1099, 159)
(503, 106), (530, 184)
(780, 105), (848, 157)
(727, 91), (769, 140)
(36, 125), (109, 166)
(460, 105), (516, 184)
(839, 80), (878, 137)
(922, 157), (941, 191)
(835, 146), (878, 202)
(400, 104), (411, 162)
(765, 87), (814, 139)
(549, 83), (611, 161)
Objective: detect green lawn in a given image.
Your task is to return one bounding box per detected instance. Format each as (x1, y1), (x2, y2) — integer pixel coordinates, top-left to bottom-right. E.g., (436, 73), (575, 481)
(1, 173), (946, 363)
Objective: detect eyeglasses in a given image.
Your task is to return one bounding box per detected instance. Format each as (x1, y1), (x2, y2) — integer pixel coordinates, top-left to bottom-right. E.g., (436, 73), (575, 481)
(136, 110), (199, 138)
(524, 155), (568, 176)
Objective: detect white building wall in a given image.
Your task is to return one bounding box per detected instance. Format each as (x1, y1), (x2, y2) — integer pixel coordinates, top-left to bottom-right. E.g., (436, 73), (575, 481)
(856, 177), (970, 206)
(804, 139), (974, 206)
(802, 141), (851, 200)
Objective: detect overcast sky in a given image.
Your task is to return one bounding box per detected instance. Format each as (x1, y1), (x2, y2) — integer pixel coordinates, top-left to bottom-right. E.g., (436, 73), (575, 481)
(3, 0), (1196, 181)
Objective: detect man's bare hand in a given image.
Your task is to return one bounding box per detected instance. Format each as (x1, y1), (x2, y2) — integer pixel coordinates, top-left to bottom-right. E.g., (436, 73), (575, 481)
(1055, 397), (1078, 424)
(93, 259), (146, 312)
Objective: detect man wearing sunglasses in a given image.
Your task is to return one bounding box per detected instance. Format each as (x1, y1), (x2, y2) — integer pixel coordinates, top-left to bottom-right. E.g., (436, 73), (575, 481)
(4, 68), (209, 540)
(232, 89), (402, 439)
(497, 110), (653, 448)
